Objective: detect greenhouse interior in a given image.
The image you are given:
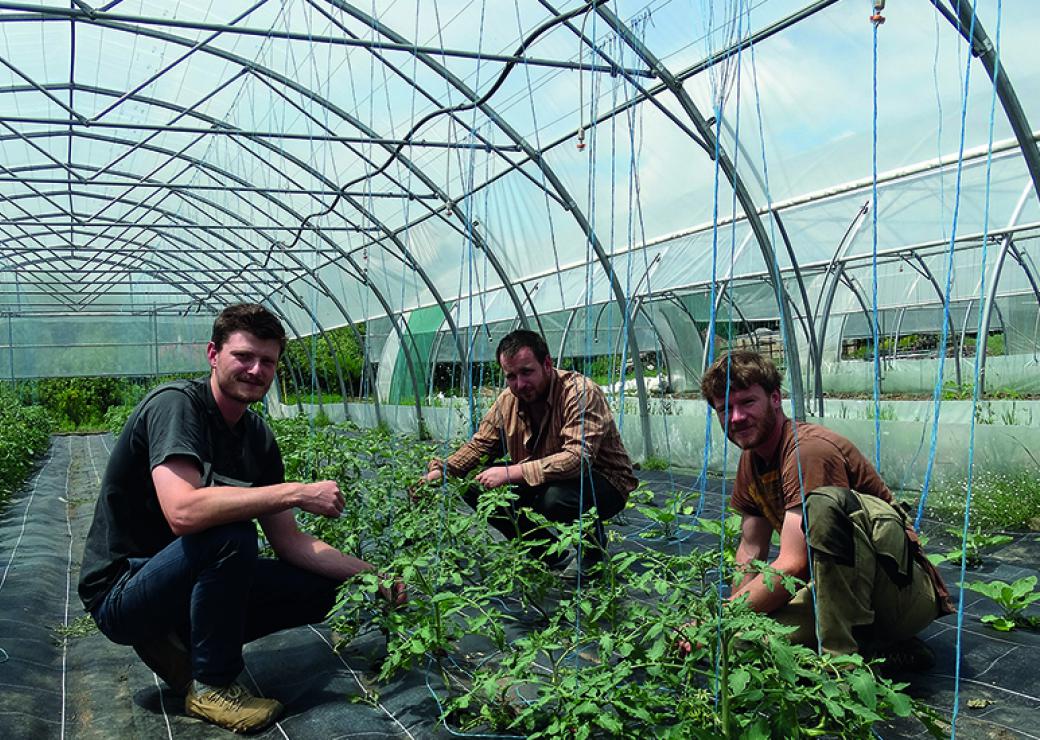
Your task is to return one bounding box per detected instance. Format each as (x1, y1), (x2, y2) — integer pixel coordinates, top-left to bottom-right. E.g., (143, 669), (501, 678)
(1, 0), (1038, 737)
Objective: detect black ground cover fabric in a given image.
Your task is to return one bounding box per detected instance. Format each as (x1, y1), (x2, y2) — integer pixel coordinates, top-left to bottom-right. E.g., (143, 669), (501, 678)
(0, 437), (1037, 738)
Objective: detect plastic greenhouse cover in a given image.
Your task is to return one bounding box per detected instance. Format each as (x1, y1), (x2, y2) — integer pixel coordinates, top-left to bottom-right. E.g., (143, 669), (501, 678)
(0, 1), (1037, 364)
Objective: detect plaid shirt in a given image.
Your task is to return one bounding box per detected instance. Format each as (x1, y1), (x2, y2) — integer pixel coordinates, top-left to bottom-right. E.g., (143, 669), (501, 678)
(431, 368), (637, 497)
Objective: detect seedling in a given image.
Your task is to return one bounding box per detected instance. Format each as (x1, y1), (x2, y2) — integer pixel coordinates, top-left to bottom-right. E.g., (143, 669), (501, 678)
(961, 576), (1040, 632)
(928, 527), (1013, 568)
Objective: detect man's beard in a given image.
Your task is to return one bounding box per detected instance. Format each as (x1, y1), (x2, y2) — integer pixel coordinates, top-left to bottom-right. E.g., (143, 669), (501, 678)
(726, 403), (776, 450)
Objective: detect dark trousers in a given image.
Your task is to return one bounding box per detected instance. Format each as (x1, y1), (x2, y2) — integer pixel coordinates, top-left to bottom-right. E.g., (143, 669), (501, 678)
(461, 468), (626, 560)
(90, 521), (339, 686)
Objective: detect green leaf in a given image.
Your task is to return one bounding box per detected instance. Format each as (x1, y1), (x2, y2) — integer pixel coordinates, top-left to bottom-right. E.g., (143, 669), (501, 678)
(728, 667), (750, 694)
(888, 690), (912, 717)
(849, 670), (877, 711)
(981, 614), (1016, 631)
(598, 714), (622, 734)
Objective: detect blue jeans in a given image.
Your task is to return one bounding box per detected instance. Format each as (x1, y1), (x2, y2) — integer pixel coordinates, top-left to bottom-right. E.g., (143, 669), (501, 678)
(91, 521), (340, 686)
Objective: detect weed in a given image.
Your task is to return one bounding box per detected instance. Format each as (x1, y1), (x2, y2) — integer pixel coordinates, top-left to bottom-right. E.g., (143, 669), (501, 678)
(865, 405), (897, 422)
(999, 402), (1023, 426)
(926, 471), (1040, 531)
(928, 528), (1013, 568)
(961, 576), (1040, 632)
(53, 614), (99, 642)
(640, 455), (670, 471)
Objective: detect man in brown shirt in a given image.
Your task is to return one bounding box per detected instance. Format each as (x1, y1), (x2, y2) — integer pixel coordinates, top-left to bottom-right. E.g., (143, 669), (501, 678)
(687, 350), (950, 668)
(422, 330), (637, 570)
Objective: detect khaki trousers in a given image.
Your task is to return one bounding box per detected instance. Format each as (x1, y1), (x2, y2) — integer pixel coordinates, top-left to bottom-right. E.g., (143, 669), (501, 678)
(771, 487), (938, 655)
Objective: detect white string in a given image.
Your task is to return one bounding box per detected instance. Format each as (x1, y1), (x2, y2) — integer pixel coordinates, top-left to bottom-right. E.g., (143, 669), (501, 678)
(59, 436), (74, 740)
(306, 625), (417, 739)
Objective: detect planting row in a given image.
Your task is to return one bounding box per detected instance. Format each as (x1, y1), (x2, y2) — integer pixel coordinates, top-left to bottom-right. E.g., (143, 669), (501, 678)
(266, 415), (933, 739)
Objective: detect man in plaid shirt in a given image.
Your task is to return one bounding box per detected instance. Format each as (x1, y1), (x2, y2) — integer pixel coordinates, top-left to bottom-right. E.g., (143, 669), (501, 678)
(421, 330), (637, 571)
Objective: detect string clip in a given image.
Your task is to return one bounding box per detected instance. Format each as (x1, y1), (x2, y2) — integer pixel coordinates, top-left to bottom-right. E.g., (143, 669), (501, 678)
(870, 0), (886, 26)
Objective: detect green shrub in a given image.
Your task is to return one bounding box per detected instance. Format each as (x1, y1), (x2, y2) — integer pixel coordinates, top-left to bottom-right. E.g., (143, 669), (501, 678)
(12, 376), (163, 431)
(0, 393), (54, 506)
(279, 324), (365, 398)
(103, 404), (136, 436)
(33, 377), (123, 429)
(640, 455), (670, 471)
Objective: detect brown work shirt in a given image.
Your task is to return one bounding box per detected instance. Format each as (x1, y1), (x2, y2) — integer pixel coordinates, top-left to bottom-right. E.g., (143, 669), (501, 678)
(731, 419), (892, 532)
(431, 368), (637, 497)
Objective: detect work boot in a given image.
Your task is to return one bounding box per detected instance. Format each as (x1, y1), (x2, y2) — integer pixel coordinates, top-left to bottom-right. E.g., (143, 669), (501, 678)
(133, 631), (192, 694)
(185, 682), (284, 733)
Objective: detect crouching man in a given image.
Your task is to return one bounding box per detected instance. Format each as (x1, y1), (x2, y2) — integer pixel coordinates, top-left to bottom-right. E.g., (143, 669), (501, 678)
(690, 351), (951, 667)
(420, 330), (637, 574)
(78, 304), (403, 733)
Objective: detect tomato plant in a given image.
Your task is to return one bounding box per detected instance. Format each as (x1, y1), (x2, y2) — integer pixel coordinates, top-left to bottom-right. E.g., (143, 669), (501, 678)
(271, 417), (931, 739)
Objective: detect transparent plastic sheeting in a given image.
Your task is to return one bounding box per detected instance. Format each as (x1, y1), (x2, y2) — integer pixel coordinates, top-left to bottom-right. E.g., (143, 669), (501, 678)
(109, 3), (1040, 333)
(0, 314), (212, 379)
(268, 395), (1040, 493)
(0, 1), (1038, 393)
(818, 355), (1040, 397)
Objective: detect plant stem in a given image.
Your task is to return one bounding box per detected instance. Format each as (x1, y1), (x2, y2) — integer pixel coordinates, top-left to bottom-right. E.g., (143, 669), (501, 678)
(720, 632), (732, 740)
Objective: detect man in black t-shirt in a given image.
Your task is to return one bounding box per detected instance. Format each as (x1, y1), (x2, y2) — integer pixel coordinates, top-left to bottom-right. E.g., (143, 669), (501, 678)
(78, 304), (404, 734)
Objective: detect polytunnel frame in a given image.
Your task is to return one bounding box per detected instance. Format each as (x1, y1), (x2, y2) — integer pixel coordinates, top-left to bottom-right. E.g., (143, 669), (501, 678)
(2, 133), (382, 413)
(0, 2), (877, 432)
(0, 0), (1038, 439)
(0, 6), (473, 430)
(0, 19), (484, 428)
(0, 127), (375, 419)
(42, 18), (481, 431)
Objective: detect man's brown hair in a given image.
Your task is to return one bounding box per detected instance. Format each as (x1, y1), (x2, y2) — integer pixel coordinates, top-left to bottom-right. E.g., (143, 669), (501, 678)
(496, 329), (550, 364)
(700, 350), (782, 404)
(211, 304), (287, 354)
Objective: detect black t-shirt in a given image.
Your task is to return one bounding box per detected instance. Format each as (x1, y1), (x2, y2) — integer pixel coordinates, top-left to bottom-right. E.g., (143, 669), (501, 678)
(78, 378), (283, 612)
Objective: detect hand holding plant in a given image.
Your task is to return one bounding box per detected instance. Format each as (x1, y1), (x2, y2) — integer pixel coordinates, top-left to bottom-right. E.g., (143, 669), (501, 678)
(377, 573), (407, 607)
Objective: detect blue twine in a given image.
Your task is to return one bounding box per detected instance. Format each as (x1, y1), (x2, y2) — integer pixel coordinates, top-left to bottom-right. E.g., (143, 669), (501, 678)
(914, 3), (978, 534)
(951, 5), (999, 736)
(870, 13), (883, 471)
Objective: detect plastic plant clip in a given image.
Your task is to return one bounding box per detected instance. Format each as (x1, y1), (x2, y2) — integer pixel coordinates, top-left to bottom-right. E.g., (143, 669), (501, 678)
(871, 0), (886, 25)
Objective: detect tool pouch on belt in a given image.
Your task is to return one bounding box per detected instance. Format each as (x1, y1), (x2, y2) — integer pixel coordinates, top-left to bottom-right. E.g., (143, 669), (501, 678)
(899, 505), (955, 616)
